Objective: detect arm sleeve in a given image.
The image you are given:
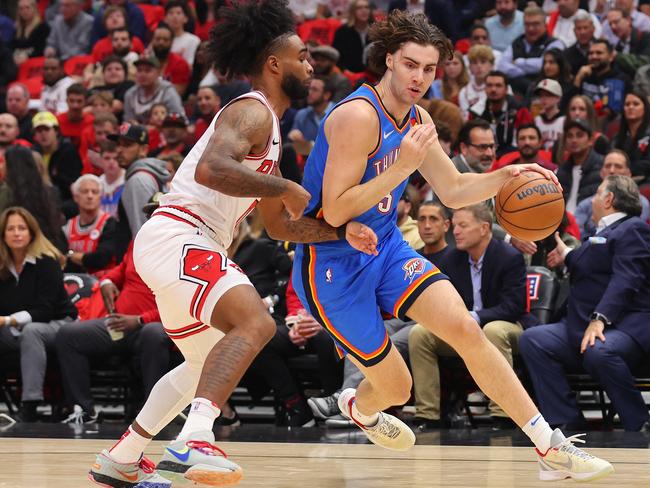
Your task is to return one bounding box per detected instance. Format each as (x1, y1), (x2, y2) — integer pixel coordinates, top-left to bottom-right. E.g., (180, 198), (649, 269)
(476, 252), (528, 325)
(102, 248), (128, 289)
(81, 218), (118, 270)
(496, 46), (525, 78)
(141, 308), (161, 324)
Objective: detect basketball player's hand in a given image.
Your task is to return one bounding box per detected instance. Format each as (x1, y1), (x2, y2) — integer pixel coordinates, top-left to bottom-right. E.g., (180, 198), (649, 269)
(508, 164), (562, 191)
(546, 232), (568, 268)
(100, 281), (120, 314)
(580, 320), (606, 354)
(281, 181), (311, 220)
(105, 314), (140, 332)
(345, 221), (379, 255)
(398, 123), (438, 173)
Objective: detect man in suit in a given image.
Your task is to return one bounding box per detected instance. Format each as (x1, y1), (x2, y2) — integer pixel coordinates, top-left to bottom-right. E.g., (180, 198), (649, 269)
(607, 7), (650, 56)
(520, 175), (650, 432)
(409, 203), (536, 430)
(452, 119), (496, 174)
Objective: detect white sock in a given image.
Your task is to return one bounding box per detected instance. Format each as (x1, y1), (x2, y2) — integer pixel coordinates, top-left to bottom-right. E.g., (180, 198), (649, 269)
(522, 413), (554, 453)
(109, 426), (150, 464)
(350, 397), (379, 427)
(177, 397), (221, 441)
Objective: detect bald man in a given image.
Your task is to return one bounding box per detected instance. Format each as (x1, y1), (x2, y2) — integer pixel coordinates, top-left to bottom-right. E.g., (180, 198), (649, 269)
(6, 85), (33, 141)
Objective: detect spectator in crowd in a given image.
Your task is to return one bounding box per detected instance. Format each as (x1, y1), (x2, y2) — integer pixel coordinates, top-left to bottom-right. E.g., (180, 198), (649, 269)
(164, 0), (201, 68)
(56, 239), (172, 425)
(309, 45), (352, 102)
(63, 174), (118, 274)
(527, 48), (574, 109)
(194, 0), (218, 41)
(564, 10), (597, 76)
(1, 146), (66, 251)
(11, 0), (50, 63)
(123, 56), (184, 125)
(90, 6), (145, 64)
(333, 0), (373, 73)
(459, 45), (494, 119)
(146, 102), (166, 152)
(288, 76), (335, 157)
(150, 24), (191, 98)
(0, 114), (32, 158)
(607, 7), (650, 56)
(465, 24), (502, 67)
(546, 0), (601, 47)
(107, 27), (140, 66)
(192, 85), (220, 142)
(79, 107), (118, 175)
(416, 200), (451, 263)
(557, 118), (604, 213)
(44, 0), (93, 60)
(31, 111), (83, 216)
(430, 51), (468, 105)
(534, 79), (565, 151)
(521, 175), (650, 432)
(41, 57), (76, 115)
(397, 185), (424, 249)
(575, 149), (650, 238)
(613, 91), (650, 183)
(602, 0), (650, 44)
(497, 5), (564, 95)
(554, 94), (610, 162)
(409, 203), (536, 430)
(186, 40), (217, 95)
(5, 84), (33, 141)
(90, 0), (146, 47)
(149, 113), (192, 159)
(98, 140), (125, 219)
(108, 123), (168, 260)
(485, 0), (524, 53)
(470, 71), (532, 157)
(0, 206), (77, 422)
(56, 84), (93, 151)
(453, 118), (497, 173)
(492, 124), (556, 171)
(92, 56), (135, 114)
(574, 39), (631, 118)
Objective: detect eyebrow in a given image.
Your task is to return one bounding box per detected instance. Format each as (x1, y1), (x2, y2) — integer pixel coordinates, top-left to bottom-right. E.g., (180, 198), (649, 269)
(403, 56), (436, 68)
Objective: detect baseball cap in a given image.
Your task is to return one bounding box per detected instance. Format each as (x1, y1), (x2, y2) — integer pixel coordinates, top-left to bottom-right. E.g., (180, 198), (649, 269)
(32, 111), (59, 129)
(535, 79), (563, 98)
(108, 122), (149, 145)
(565, 118), (592, 137)
(162, 112), (189, 127)
(134, 55), (161, 69)
(310, 45), (340, 63)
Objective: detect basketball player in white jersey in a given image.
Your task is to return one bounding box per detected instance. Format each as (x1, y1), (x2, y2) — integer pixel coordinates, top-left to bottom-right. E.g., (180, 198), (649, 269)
(89, 2), (378, 487)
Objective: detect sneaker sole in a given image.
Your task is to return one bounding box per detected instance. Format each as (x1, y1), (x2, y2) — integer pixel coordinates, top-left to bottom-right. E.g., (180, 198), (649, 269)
(157, 463), (243, 487)
(539, 464), (614, 482)
(88, 471), (170, 488)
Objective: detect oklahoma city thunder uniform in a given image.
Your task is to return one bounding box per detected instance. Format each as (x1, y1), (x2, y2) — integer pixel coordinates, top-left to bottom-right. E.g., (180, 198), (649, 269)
(292, 84), (449, 367)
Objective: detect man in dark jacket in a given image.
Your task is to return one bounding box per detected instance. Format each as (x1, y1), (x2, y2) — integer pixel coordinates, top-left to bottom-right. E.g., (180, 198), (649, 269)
(409, 203), (537, 430)
(556, 118), (604, 214)
(520, 175), (650, 432)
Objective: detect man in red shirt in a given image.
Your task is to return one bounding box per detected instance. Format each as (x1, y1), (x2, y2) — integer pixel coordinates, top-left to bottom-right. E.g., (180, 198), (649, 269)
(57, 84), (94, 152)
(150, 24), (190, 97)
(192, 85), (221, 143)
(148, 112), (192, 158)
(92, 25), (145, 64)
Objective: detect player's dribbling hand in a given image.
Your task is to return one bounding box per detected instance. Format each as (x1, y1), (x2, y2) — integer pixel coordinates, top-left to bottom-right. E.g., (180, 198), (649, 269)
(282, 181), (311, 220)
(509, 164), (562, 191)
(398, 123), (438, 173)
(345, 221), (379, 255)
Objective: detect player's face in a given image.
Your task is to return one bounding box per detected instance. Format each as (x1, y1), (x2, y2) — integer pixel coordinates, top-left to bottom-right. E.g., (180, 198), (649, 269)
(388, 42), (439, 104)
(452, 210), (487, 251)
(418, 206), (449, 246)
(279, 35), (314, 100)
(601, 153), (630, 177)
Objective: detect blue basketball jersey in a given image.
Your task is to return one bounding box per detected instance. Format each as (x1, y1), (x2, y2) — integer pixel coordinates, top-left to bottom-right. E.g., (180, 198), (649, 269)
(300, 83), (422, 254)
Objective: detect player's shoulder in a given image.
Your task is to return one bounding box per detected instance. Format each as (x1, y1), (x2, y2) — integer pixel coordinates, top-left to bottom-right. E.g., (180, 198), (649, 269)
(327, 97), (380, 127)
(216, 96), (274, 132)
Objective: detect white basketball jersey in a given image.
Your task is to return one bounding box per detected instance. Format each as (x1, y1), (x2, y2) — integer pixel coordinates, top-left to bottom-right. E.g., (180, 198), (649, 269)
(158, 91), (281, 248)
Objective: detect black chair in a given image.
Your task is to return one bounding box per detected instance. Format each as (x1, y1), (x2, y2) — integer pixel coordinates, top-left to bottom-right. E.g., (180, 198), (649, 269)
(526, 266), (559, 324)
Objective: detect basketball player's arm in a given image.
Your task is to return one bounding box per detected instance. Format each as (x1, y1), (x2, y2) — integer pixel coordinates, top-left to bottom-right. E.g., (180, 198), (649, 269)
(415, 107), (561, 208)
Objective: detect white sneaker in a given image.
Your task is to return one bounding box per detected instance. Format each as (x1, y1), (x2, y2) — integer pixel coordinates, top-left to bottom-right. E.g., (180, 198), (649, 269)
(536, 429), (614, 482)
(338, 388), (415, 452)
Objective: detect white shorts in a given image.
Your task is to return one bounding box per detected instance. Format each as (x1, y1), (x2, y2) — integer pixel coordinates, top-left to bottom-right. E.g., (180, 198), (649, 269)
(133, 206), (253, 343)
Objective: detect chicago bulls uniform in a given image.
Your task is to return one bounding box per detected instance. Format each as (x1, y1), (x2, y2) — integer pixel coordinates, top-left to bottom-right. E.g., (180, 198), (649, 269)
(133, 91), (280, 347)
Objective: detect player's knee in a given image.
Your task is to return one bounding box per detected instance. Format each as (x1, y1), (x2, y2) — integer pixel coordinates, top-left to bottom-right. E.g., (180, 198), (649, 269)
(452, 317), (485, 351)
(248, 312), (276, 346)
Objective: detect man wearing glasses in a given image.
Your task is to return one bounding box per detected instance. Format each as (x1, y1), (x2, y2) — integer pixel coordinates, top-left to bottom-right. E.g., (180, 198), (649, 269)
(452, 119), (497, 174)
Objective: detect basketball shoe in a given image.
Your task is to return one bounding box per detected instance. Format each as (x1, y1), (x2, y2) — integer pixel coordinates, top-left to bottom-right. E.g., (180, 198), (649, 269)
(338, 388), (415, 451)
(156, 429), (243, 486)
(89, 450), (171, 488)
(536, 429), (614, 482)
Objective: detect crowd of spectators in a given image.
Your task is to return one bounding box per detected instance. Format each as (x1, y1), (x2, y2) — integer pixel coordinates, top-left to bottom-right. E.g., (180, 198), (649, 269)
(0, 0), (649, 432)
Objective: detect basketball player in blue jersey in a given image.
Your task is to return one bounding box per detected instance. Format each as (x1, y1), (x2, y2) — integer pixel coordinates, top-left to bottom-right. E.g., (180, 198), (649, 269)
(293, 11), (613, 482)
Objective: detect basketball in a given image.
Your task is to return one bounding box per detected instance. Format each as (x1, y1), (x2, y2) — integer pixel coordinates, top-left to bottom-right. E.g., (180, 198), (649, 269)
(495, 171), (565, 242)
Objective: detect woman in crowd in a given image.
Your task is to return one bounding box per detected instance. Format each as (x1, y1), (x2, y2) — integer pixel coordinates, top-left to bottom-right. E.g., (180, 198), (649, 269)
(614, 91), (650, 184)
(332, 0), (373, 73)
(91, 56), (135, 116)
(430, 51), (469, 106)
(527, 48), (574, 110)
(0, 207), (77, 422)
(11, 0), (50, 64)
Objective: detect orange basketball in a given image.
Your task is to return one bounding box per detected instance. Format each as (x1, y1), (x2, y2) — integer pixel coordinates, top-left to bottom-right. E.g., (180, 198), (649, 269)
(495, 171), (565, 242)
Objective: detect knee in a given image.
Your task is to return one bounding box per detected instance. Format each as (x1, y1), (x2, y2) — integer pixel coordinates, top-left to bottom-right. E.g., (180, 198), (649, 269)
(385, 372), (413, 406)
(447, 317), (484, 351)
(139, 323), (168, 346)
(482, 321), (503, 343)
(582, 343), (609, 371)
(248, 313), (276, 346)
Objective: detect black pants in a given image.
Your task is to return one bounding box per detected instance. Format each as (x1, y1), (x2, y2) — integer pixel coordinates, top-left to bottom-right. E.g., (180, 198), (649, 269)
(56, 319), (173, 412)
(249, 324), (342, 401)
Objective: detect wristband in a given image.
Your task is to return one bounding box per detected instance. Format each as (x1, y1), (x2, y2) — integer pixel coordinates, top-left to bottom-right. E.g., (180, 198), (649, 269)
(336, 223), (347, 240)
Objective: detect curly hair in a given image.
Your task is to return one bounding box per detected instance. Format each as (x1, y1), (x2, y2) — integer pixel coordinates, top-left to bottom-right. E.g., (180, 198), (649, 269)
(366, 10), (453, 77)
(208, 0), (296, 79)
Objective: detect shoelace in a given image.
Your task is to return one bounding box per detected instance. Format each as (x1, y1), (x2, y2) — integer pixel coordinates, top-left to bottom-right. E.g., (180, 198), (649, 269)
(139, 456), (156, 474)
(63, 409), (86, 424)
(557, 433), (594, 460)
(324, 395), (338, 413)
(187, 440), (229, 458)
(370, 414), (401, 439)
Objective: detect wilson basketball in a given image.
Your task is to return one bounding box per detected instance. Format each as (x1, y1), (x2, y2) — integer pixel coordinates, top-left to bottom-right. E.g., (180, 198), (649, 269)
(495, 171), (565, 242)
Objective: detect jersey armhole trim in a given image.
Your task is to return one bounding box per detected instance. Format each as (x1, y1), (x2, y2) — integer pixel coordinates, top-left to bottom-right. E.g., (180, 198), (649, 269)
(328, 96), (382, 159)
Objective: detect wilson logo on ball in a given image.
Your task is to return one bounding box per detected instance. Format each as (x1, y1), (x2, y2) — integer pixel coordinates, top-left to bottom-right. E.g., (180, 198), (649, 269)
(516, 183), (561, 200)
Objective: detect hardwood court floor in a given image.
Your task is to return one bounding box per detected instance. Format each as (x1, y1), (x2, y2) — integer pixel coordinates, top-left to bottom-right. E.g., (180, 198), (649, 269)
(0, 438), (648, 488)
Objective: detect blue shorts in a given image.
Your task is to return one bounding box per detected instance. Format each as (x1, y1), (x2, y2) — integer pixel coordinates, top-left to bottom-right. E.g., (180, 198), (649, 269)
(292, 227), (449, 367)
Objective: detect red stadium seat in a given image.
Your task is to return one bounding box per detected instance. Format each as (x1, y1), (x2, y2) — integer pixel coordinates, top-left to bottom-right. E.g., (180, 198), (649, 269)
(342, 69), (366, 86)
(297, 18), (342, 46)
(17, 56), (45, 81)
(18, 77), (44, 99)
(138, 4), (165, 34)
(64, 55), (94, 77)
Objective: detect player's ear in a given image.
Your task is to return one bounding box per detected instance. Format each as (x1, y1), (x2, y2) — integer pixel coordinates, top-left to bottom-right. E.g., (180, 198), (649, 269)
(267, 54), (281, 75)
(386, 52), (393, 71)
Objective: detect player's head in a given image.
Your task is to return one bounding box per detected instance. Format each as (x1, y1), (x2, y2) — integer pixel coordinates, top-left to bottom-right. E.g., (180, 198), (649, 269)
(209, 0), (313, 100)
(367, 10), (453, 104)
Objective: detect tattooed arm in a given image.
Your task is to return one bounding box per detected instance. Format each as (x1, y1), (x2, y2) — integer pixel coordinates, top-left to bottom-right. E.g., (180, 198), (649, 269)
(194, 98), (310, 218)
